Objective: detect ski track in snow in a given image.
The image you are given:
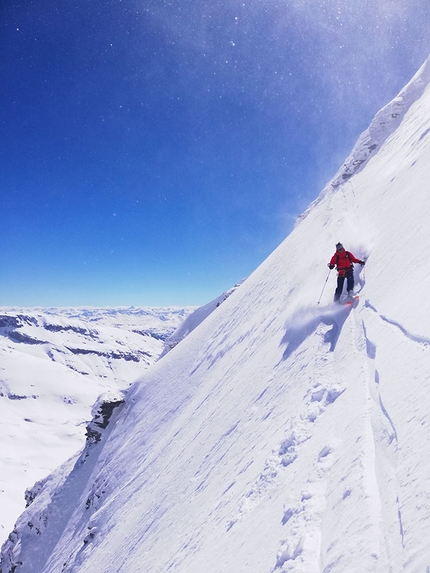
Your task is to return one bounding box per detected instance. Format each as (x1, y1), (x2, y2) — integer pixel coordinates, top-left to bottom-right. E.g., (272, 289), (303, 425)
(330, 106), (430, 564)
(365, 300), (430, 347)
(223, 285), (423, 572)
(355, 292), (430, 569)
(256, 287), (424, 571)
(312, 235), (414, 570)
(353, 302), (405, 568)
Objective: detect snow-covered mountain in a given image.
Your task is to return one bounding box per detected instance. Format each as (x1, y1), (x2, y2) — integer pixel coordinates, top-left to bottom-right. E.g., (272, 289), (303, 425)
(161, 280), (245, 356)
(0, 306), (193, 545)
(2, 54), (430, 573)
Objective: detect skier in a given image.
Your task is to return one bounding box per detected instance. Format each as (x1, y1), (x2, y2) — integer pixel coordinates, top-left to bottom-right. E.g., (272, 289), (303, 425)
(328, 242), (365, 302)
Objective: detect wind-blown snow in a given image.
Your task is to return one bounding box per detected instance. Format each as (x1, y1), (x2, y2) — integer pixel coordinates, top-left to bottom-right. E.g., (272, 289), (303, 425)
(299, 54), (430, 221)
(2, 55), (430, 572)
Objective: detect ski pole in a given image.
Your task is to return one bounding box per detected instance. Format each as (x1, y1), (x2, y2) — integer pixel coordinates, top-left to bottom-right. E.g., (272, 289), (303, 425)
(317, 268), (332, 305)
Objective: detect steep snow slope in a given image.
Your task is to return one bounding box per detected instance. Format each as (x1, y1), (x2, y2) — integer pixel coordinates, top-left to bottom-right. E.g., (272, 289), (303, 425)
(161, 280), (245, 355)
(0, 307), (192, 545)
(2, 56), (430, 573)
(299, 52), (430, 219)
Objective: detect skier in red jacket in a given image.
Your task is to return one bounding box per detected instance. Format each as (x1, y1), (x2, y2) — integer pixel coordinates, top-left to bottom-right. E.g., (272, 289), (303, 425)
(328, 242), (365, 302)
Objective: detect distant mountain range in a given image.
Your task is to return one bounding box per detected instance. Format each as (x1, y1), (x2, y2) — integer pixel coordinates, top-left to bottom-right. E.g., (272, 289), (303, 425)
(0, 305), (194, 541)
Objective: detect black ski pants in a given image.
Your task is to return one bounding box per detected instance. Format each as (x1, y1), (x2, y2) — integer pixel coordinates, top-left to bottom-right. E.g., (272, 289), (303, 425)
(334, 268), (354, 301)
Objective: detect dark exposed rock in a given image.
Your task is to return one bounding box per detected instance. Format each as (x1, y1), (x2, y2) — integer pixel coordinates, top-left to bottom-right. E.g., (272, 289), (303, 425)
(84, 394), (125, 447)
(64, 346), (150, 361)
(43, 324), (92, 335)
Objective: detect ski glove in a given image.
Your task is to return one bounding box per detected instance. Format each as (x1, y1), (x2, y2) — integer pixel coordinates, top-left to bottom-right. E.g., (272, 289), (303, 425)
(328, 263), (335, 269)
(359, 260), (365, 266)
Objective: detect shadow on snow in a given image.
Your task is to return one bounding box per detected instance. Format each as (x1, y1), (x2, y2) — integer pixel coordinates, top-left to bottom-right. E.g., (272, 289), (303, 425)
(280, 303), (351, 361)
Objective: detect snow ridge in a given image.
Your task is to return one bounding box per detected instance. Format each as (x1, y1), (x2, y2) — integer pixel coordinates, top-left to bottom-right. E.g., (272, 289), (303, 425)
(0, 306), (193, 546)
(298, 54), (430, 224)
(3, 55), (430, 573)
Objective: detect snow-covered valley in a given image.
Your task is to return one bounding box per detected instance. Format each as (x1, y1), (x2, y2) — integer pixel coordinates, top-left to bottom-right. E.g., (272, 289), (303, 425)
(2, 55), (430, 572)
(0, 306), (194, 544)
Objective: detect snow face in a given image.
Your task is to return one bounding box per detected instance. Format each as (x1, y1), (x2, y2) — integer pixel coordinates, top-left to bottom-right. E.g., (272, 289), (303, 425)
(161, 280), (245, 355)
(0, 306), (193, 545)
(3, 56), (430, 573)
(299, 54), (430, 222)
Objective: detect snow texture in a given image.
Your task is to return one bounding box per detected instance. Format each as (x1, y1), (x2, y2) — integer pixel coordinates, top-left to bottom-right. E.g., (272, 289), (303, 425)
(0, 306), (193, 544)
(2, 55), (430, 573)
(161, 280), (245, 356)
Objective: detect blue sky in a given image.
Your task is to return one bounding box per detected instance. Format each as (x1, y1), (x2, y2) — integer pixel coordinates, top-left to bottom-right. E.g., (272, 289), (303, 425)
(1, 0), (429, 306)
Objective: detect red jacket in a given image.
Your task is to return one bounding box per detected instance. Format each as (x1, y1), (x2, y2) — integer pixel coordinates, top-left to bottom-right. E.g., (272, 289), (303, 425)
(330, 249), (361, 273)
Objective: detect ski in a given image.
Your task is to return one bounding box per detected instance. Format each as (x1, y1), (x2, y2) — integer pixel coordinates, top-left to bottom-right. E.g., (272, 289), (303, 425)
(343, 295), (359, 307)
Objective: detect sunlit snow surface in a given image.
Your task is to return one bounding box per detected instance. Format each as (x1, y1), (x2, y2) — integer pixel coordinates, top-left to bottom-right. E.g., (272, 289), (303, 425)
(2, 56), (430, 572)
(0, 306), (194, 544)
